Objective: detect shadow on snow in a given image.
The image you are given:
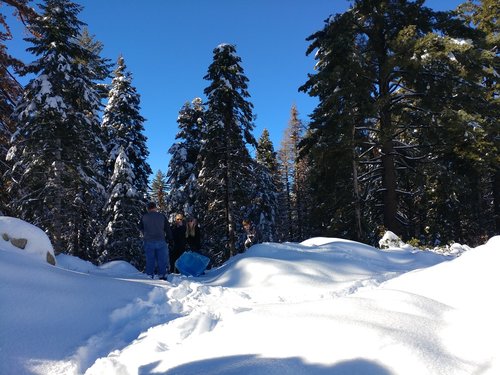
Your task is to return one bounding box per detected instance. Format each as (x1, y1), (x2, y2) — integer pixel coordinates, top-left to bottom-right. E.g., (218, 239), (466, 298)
(138, 355), (391, 375)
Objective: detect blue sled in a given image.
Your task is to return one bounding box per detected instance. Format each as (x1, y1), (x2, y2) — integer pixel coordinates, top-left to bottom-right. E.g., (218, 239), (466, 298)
(175, 251), (210, 277)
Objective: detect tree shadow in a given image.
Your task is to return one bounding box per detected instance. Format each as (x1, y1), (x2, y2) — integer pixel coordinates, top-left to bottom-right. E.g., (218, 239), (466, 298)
(139, 355), (391, 375)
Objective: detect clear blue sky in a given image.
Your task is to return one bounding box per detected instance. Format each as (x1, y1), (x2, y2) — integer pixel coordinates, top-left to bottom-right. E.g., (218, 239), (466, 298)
(8, 0), (464, 176)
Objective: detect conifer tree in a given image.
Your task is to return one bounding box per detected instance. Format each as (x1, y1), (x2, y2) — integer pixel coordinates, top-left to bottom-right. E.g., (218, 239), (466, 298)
(99, 148), (145, 268)
(256, 129), (278, 170)
(251, 129), (280, 242)
(278, 105), (309, 241)
(0, 0), (37, 215)
(6, 0), (106, 258)
(150, 170), (168, 213)
(102, 56), (150, 183)
(99, 55), (151, 265)
(300, 0), (494, 243)
(457, 0), (500, 235)
(77, 27), (112, 99)
(166, 97), (204, 218)
(198, 44), (256, 264)
(404, 2), (496, 244)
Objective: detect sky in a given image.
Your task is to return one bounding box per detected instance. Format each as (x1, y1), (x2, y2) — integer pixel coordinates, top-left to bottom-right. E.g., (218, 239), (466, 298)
(6, 0), (465, 176)
(1, 216), (499, 374)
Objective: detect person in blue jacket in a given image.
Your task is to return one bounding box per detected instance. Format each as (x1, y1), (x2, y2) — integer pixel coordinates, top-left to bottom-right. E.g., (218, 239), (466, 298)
(139, 202), (172, 279)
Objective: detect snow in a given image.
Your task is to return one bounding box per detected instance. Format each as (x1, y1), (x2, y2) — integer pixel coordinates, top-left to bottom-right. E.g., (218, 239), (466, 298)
(1, 218), (499, 375)
(0, 216), (55, 262)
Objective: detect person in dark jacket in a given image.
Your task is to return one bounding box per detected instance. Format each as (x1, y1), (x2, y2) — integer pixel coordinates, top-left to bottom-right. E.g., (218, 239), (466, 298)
(185, 217), (202, 251)
(139, 202), (173, 279)
(170, 213), (187, 272)
(242, 219), (261, 249)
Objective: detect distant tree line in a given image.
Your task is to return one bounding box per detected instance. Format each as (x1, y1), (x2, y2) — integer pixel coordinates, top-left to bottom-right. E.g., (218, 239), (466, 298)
(1, 0), (498, 269)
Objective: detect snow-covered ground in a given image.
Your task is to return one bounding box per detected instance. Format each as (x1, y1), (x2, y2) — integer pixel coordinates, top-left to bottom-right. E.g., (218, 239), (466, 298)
(1, 217), (499, 374)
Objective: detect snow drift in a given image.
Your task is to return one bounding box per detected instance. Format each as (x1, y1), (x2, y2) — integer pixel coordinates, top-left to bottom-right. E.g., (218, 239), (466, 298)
(0, 217), (498, 374)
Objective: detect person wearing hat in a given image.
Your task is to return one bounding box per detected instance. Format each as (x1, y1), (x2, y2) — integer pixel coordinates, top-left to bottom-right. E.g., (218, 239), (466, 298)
(139, 201), (173, 279)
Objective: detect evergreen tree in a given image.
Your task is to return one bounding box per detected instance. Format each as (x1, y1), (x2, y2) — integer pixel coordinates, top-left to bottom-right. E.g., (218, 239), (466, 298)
(198, 43), (256, 264)
(300, 0), (494, 244)
(251, 129), (280, 242)
(405, 1), (496, 244)
(77, 27), (112, 99)
(457, 0), (500, 235)
(299, 15), (371, 242)
(99, 148), (145, 268)
(99, 55), (151, 264)
(6, 0), (106, 258)
(256, 129), (278, 170)
(0, 0), (37, 215)
(149, 169), (168, 213)
(166, 97), (204, 218)
(102, 56), (150, 184)
(278, 105), (310, 241)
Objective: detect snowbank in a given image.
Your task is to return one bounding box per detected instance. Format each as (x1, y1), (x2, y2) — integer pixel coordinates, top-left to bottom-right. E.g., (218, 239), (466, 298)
(0, 216), (56, 264)
(1, 226), (498, 375)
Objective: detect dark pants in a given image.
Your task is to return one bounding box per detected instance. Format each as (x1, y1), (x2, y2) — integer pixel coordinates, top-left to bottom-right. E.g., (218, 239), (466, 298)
(170, 246), (184, 272)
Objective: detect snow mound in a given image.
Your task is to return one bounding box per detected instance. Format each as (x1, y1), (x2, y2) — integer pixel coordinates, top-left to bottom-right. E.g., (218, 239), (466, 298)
(485, 235), (500, 248)
(0, 216), (56, 264)
(379, 230), (405, 249)
(56, 254), (141, 277)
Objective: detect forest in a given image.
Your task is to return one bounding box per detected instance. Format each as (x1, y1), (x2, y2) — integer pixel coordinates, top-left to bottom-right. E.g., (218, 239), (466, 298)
(1, 0), (498, 268)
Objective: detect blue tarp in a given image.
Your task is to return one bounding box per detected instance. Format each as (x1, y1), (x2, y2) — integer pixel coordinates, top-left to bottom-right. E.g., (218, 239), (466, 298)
(175, 251), (210, 277)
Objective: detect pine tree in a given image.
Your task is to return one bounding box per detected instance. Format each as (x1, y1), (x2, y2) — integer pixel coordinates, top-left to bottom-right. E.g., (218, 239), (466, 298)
(6, 0), (106, 258)
(166, 97), (204, 218)
(0, 0), (37, 215)
(297, 4), (374, 241)
(457, 0), (500, 235)
(99, 148), (145, 268)
(102, 56), (150, 184)
(198, 44), (256, 264)
(251, 129), (280, 242)
(300, 0), (494, 243)
(278, 105), (309, 241)
(256, 129), (278, 169)
(150, 169), (168, 213)
(404, 2), (496, 244)
(99, 55), (151, 264)
(77, 27), (112, 99)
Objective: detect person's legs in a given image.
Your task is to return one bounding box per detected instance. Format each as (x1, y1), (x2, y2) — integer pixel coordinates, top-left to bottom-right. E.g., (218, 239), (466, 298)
(143, 241), (155, 277)
(169, 247), (177, 273)
(156, 241), (169, 278)
(171, 246), (183, 273)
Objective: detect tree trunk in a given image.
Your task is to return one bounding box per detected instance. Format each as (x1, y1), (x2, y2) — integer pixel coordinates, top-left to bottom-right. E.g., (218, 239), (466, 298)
(52, 138), (63, 254)
(283, 163), (294, 240)
(294, 167), (303, 241)
(225, 116), (236, 258)
(494, 168), (500, 233)
(381, 139), (400, 235)
(352, 137), (363, 240)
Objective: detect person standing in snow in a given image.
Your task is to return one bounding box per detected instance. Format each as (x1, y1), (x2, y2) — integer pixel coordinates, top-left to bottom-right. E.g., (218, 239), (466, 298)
(170, 213), (187, 272)
(242, 219), (261, 250)
(139, 202), (173, 279)
(185, 216), (202, 252)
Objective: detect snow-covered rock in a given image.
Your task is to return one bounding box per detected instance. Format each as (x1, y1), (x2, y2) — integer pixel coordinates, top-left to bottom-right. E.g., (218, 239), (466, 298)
(378, 230), (405, 249)
(0, 216), (56, 265)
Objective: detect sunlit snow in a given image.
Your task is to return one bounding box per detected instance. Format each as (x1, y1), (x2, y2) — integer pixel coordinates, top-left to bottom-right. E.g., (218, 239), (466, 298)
(0, 217), (498, 375)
